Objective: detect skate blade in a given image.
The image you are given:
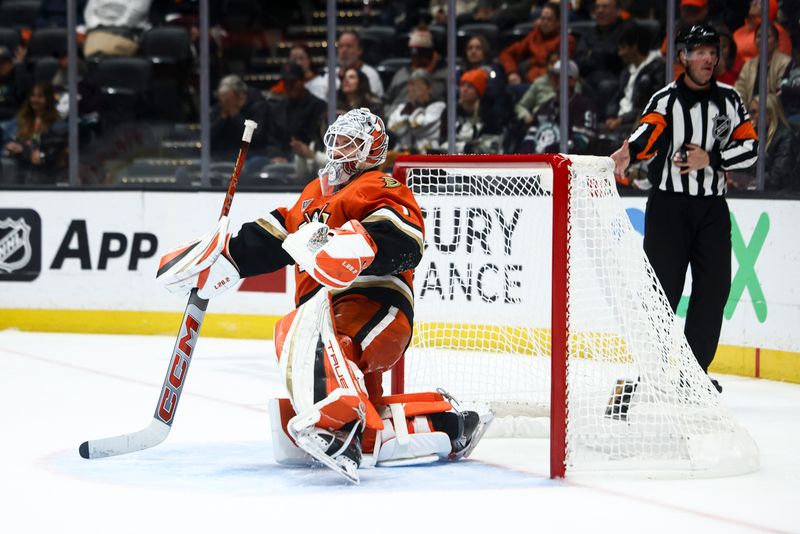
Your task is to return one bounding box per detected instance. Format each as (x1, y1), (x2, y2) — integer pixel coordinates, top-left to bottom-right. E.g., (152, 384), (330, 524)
(296, 434), (360, 485)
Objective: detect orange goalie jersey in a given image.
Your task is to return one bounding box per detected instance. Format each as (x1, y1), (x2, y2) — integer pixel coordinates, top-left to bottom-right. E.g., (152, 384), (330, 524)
(227, 169), (425, 399)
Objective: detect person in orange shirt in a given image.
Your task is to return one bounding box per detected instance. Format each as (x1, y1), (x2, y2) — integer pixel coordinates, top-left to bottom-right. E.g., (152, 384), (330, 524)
(499, 2), (576, 85)
(733, 0), (792, 64)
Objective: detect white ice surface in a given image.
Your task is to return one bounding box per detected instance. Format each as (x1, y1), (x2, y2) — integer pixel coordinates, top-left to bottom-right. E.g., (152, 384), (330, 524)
(0, 330), (797, 533)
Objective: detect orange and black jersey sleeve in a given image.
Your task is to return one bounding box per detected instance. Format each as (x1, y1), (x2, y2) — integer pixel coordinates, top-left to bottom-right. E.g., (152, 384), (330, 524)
(227, 208), (294, 277)
(348, 172), (425, 277)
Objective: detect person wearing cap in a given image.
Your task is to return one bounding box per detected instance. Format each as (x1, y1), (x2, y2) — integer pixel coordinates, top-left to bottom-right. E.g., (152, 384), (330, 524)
(269, 44), (328, 103)
(518, 59), (597, 155)
(441, 67), (502, 153)
(733, 0), (792, 64)
(385, 27), (447, 112)
(498, 2), (575, 85)
(610, 25), (758, 392)
(265, 62), (327, 164)
(386, 68), (446, 153)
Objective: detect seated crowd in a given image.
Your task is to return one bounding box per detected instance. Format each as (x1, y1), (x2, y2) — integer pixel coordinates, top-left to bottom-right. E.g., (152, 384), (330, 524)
(1, 0), (799, 193)
(213, 0), (800, 192)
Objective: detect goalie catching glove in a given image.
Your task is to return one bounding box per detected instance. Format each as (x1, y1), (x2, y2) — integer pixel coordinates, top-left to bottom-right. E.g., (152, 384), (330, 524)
(156, 216), (241, 299)
(282, 219), (377, 289)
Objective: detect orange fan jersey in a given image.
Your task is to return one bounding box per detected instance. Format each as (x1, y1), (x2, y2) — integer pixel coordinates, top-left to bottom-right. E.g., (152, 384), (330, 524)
(228, 170), (425, 324)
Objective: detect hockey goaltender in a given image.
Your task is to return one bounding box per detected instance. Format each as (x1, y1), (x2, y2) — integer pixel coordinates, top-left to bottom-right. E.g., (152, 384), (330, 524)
(156, 108), (493, 483)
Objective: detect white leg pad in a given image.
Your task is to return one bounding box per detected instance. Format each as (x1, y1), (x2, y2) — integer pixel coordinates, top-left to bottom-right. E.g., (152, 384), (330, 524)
(361, 402), (453, 468)
(268, 398), (313, 466)
(275, 290), (380, 431)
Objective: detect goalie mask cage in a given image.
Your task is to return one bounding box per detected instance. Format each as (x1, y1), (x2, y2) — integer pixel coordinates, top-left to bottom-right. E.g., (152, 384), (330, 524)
(390, 154), (758, 479)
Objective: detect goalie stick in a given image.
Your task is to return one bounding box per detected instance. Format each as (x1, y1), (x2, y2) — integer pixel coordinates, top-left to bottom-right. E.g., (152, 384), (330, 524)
(79, 119), (258, 459)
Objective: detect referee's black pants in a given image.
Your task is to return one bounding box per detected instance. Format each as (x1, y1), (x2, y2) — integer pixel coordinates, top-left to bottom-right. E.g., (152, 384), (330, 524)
(643, 189), (731, 372)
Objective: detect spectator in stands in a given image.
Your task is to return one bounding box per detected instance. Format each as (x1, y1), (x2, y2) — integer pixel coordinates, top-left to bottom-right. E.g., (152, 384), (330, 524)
(464, 35), (494, 74)
(779, 50), (800, 123)
(288, 63), (382, 182)
(678, 0), (713, 28)
(441, 67), (503, 153)
(81, 0), (153, 58)
(265, 63), (326, 164)
(270, 44), (327, 102)
(514, 51), (559, 126)
(728, 93), (796, 191)
(733, 0), (791, 64)
(337, 67), (383, 118)
(387, 68), (446, 153)
(735, 23), (791, 107)
(518, 60), (597, 154)
(462, 35), (510, 127)
(754, 94), (797, 191)
(332, 31), (384, 99)
(2, 82), (67, 184)
(210, 75), (267, 163)
(499, 2), (575, 85)
(453, 0), (539, 32)
(44, 50), (102, 118)
(574, 0), (630, 95)
(605, 24), (665, 135)
(0, 46), (32, 143)
(385, 28), (448, 113)
(715, 25), (742, 85)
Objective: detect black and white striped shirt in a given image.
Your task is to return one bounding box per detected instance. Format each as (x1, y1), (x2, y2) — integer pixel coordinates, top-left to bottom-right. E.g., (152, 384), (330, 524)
(627, 74), (758, 196)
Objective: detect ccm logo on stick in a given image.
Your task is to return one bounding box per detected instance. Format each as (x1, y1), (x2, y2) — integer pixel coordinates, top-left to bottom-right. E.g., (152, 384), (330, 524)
(158, 314), (200, 424)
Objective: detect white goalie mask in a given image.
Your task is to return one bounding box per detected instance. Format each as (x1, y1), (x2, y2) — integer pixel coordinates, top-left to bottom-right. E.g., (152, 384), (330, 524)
(318, 107), (388, 196)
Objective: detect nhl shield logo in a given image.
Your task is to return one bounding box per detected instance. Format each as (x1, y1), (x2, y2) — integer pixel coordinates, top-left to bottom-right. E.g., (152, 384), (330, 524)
(712, 114), (732, 140)
(0, 217), (31, 273)
(0, 209), (41, 281)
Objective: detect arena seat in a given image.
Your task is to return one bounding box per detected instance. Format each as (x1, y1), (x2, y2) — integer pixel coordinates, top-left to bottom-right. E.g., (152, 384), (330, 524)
(0, 1), (41, 30)
(0, 27), (21, 51)
(26, 28), (67, 64)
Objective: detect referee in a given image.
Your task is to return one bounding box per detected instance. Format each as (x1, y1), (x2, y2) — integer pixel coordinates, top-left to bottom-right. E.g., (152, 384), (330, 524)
(610, 25), (758, 392)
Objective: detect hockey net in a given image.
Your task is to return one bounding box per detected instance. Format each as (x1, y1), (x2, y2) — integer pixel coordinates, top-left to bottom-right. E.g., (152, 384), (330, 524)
(391, 154), (758, 478)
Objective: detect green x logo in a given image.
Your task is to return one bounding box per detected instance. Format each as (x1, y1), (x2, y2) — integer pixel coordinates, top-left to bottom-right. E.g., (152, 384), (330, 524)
(676, 212), (768, 323)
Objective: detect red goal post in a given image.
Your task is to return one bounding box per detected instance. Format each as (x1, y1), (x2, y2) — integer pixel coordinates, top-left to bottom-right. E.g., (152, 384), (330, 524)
(389, 154), (758, 479)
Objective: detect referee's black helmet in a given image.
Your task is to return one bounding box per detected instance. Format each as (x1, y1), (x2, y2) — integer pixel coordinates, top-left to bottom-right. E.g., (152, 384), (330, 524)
(676, 24), (720, 56)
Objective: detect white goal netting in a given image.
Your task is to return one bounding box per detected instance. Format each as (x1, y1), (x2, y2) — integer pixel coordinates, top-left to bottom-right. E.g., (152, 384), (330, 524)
(399, 155), (758, 477)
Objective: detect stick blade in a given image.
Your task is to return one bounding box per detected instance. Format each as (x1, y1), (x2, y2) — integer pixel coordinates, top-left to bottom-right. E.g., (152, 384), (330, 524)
(79, 419), (171, 459)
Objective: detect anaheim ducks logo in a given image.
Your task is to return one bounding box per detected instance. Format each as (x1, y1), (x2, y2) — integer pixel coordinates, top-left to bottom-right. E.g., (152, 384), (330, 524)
(382, 176), (401, 189)
(302, 203), (331, 225)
